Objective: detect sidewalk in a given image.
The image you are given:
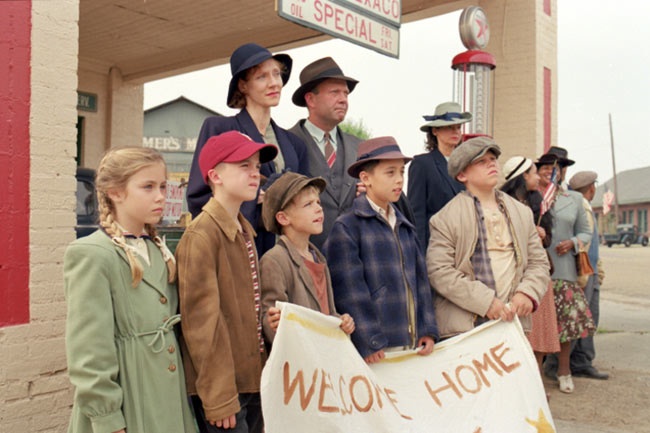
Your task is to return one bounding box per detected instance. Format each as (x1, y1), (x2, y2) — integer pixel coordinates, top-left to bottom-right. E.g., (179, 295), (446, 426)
(548, 295), (650, 433)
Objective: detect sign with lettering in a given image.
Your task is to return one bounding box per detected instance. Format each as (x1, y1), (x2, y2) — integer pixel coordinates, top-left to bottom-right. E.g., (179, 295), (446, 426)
(77, 91), (97, 112)
(163, 180), (184, 223)
(142, 136), (197, 153)
(334, 0), (401, 26)
(277, 0), (400, 58)
(261, 303), (555, 433)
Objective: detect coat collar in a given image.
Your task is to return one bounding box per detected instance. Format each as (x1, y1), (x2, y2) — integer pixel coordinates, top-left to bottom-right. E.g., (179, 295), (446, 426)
(95, 230), (170, 295)
(352, 194), (415, 229)
(431, 148), (464, 194)
(276, 235), (333, 313)
(202, 196), (256, 242)
(294, 119), (355, 206)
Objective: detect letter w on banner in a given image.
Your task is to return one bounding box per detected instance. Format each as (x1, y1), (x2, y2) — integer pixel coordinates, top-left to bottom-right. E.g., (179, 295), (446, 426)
(261, 303), (556, 433)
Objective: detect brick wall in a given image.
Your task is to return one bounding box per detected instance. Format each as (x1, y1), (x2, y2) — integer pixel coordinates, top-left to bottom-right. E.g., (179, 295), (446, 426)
(0, 1), (79, 432)
(480, 0), (557, 163)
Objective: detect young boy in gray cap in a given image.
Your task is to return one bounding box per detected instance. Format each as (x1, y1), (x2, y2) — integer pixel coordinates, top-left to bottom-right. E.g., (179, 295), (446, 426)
(427, 137), (550, 340)
(259, 172), (355, 343)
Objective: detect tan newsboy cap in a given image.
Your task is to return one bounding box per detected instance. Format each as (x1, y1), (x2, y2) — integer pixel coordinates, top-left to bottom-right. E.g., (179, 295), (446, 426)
(448, 136), (501, 179)
(569, 171), (598, 190)
(262, 172), (327, 235)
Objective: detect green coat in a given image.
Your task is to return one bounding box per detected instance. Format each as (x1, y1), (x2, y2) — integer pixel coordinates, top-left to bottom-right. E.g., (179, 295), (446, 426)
(64, 230), (196, 433)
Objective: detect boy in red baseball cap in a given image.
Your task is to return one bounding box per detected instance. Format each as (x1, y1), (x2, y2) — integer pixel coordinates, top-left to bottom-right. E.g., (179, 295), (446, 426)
(176, 130), (277, 433)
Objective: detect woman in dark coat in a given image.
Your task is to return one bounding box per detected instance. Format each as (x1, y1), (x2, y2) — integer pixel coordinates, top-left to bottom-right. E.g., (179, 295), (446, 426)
(186, 43), (309, 255)
(407, 102), (471, 252)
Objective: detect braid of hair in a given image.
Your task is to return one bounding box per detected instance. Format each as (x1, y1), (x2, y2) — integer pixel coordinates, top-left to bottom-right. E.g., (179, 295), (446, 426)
(98, 191), (144, 288)
(147, 224), (177, 283)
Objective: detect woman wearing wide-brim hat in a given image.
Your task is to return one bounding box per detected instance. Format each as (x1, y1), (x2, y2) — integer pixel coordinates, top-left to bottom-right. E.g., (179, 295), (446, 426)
(186, 42), (309, 256)
(536, 150), (595, 394)
(407, 101), (472, 251)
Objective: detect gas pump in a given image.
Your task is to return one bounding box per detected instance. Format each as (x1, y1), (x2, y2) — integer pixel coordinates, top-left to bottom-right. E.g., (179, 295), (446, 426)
(453, 6), (495, 139)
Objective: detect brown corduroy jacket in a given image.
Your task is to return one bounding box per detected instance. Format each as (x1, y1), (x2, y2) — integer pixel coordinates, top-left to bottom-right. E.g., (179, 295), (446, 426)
(176, 197), (267, 422)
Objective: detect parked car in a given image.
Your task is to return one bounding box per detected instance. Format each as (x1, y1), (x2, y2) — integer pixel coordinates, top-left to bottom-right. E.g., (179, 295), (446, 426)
(75, 167), (187, 253)
(602, 224), (649, 247)
(75, 167), (99, 239)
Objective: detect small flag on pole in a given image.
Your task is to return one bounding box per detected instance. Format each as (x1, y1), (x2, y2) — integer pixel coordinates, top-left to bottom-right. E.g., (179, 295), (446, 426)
(541, 166), (558, 215)
(603, 189), (615, 215)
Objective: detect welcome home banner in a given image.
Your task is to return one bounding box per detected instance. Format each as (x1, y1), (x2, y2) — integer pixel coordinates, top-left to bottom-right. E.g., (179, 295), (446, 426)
(261, 303), (555, 433)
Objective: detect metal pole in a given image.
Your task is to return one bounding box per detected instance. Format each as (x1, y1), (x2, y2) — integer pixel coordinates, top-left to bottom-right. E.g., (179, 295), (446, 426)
(609, 113), (620, 225)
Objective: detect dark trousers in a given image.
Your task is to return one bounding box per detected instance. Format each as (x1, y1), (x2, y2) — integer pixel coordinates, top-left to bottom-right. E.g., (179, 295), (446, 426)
(191, 393), (263, 433)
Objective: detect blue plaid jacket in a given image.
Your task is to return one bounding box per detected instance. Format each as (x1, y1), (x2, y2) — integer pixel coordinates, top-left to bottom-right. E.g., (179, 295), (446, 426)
(323, 195), (439, 358)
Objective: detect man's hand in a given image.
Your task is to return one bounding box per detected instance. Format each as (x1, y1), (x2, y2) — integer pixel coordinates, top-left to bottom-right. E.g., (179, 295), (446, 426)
(485, 297), (514, 321)
(267, 307), (281, 331)
(339, 314), (355, 335)
(364, 350), (385, 364)
(416, 336), (435, 356)
(355, 182), (366, 197)
(510, 292), (534, 317)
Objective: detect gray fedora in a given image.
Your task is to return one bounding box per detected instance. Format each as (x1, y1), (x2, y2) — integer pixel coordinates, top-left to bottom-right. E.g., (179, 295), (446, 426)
(292, 57), (358, 107)
(420, 102), (472, 132)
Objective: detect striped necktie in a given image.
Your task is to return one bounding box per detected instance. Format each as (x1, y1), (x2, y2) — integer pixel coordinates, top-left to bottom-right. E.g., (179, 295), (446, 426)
(324, 132), (336, 168)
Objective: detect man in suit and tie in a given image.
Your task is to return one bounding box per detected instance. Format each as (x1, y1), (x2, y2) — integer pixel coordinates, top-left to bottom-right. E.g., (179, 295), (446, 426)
(288, 57), (361, 250)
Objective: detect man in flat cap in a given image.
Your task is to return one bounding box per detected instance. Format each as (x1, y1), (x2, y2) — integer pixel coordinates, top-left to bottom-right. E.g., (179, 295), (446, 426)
(568, 170), (609, 380)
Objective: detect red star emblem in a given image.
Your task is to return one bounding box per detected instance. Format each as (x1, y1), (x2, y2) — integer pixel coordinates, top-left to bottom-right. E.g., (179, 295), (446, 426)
(475, 18), (488, 39)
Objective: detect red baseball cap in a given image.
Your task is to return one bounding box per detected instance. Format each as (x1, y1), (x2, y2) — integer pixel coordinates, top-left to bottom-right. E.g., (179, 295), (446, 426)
(199, 131), (278, 183)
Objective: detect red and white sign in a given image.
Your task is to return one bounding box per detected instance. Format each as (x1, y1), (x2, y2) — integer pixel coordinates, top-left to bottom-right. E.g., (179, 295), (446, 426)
(278, 0), (400, 58)
(336, 0), (401, 26)
(163, 181), (184, 224)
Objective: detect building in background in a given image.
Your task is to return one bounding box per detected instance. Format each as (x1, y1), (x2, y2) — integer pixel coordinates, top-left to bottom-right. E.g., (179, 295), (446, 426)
(0, 1), (558, 430)
(143, 96), (221, 181)
(592, 166), (650, 236)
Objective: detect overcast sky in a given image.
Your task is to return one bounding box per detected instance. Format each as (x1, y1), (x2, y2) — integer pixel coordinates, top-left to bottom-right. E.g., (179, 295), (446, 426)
(144, 1), (650, 185)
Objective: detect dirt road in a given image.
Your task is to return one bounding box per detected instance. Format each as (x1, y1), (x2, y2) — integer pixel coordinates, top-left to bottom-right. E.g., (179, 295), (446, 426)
(548, 245), (650, 433)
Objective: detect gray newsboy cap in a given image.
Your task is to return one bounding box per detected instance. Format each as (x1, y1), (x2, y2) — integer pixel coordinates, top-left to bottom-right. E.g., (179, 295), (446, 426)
(569, 171), (598, 191)
(448, 136), (501, 179)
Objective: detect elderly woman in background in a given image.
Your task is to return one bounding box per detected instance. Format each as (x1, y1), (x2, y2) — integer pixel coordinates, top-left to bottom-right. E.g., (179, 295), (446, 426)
(407, 102), (471, 251)
(501, 156), (559, 389)
(536, 150), (595, 394)
(186, 42), (309, 256)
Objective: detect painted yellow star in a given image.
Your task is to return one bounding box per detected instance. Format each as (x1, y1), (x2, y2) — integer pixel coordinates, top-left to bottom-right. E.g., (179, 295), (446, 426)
(525, 408), (555, 433)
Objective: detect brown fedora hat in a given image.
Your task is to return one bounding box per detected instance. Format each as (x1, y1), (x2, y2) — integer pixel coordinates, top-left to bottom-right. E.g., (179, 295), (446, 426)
(292, 57), (358, 107)
(347, 136), (412, 178)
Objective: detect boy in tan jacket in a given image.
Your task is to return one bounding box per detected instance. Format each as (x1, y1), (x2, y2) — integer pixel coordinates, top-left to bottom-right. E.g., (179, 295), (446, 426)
(427, 137), (550, 340)
(176, 131), (277, 433)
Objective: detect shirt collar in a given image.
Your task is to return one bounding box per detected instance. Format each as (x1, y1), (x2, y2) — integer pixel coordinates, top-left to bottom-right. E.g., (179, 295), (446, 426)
(304, 119), (337, 147)
(365, 195), (396, 227)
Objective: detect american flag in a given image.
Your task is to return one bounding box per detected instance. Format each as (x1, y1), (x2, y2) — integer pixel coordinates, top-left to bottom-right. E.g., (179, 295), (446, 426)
(540, 166), (558, 215)
(603, 189), (615, 215)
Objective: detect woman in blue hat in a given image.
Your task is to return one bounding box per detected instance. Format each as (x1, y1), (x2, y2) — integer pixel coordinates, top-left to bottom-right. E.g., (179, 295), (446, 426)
(186, 43), (309, 256)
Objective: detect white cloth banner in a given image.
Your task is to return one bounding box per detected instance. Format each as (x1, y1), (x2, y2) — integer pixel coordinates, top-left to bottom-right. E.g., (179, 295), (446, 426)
(261, 302), (556, 433)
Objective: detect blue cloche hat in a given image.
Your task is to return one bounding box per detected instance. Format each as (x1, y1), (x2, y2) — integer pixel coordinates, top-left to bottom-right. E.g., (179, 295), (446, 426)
(226, 43), (292, 108)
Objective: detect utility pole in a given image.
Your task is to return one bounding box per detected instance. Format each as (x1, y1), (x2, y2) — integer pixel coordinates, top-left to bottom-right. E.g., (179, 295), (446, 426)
(609, 113), (620, 225)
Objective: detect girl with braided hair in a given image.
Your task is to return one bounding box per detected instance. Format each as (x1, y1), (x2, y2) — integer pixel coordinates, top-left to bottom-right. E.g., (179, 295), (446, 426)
(64, 147), (197, 433)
